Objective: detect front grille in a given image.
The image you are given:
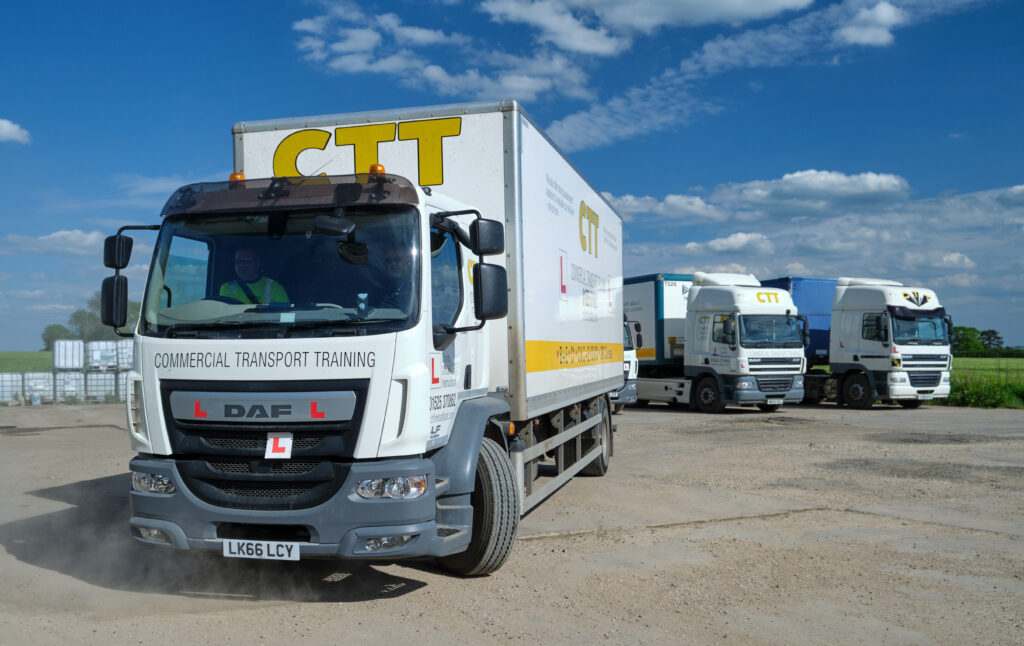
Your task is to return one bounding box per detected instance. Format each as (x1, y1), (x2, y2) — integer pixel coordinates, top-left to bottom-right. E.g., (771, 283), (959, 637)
(208, 461), (319, 475)
(204, 435), (324, 451)
(437, 527), (460, 537)
(217, 523), (312, 542)
(756, 377), (794, 392)
(909, 372), (941, 387)
(161, 379), (367, 511)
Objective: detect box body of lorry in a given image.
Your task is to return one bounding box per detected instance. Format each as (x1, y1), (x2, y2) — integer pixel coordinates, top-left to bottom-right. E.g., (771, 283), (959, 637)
(759, 276), (835, 366)
(116, 101), (622, 575)
(623, 274), (692, 367)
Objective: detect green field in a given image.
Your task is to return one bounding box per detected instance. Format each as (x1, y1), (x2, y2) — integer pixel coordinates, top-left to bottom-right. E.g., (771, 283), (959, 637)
(0, 351), (53, 373)
(943, 356), (1024, 408)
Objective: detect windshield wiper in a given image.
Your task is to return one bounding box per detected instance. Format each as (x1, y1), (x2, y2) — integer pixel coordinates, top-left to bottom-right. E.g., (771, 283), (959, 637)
(165, 320), (280, 338)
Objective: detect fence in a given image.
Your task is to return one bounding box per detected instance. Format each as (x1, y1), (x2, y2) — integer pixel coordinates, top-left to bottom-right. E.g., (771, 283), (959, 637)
(0, 370), (129, 405)
(0, 339), (135, 405)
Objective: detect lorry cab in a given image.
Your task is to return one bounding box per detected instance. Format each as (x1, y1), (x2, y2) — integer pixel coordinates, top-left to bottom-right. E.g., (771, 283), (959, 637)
(830, 277), (952, 407)
(684, 273), (806, 412)
(610, 320), (641, 413)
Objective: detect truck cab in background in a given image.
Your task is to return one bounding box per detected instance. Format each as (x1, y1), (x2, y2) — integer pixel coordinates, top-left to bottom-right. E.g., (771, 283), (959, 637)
(625, 272), (806, 413)
(610, 320), (641, 413)
(761, 276), (953, 408)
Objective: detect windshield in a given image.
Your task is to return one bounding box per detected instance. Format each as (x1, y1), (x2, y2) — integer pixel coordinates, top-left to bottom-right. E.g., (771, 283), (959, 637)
(891, 315), (949, 345)
(738, 315), (803, 348)
(141, 206), (420, 338)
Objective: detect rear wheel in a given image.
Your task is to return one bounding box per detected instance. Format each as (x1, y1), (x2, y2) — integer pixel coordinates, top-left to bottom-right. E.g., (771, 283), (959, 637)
(844, 373), (874, 410)
(757, 403), (780, 412)
(581, 398), (612, 476)
(437, 438), (520, 576)
(695, 377), (725, 413)
(897, 399), (923, 409)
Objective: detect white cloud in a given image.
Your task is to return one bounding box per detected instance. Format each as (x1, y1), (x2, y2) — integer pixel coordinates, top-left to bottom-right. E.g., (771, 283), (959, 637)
(931, 273), (979, 288)
(113, 174), (192, 196)
(481, 0), (631, 56)
(376, 13), (470, 46)
(0, 118), (31, 144)
(1, 230), (105, 256)
(835, 2), (907, 47)
(711, 169), (911, 214)
(329, 28), (382, 54)
(27, 304), (76, 312)
(293, 16), (330, 35)
(939, 252), (976, 269)
(608, 192), (729, 221)
(8, 289), (45, 298)
(549, 0), (983, 152)
(707, 231), (775, 253)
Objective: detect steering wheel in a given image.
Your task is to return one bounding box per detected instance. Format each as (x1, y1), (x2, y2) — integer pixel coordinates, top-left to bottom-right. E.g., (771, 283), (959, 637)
(209, 295), (244, 305)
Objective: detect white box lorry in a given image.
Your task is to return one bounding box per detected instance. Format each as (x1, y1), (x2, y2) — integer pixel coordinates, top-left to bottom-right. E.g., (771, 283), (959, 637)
(100, 101), (623, 575)
(761, 276), (952, 408)
(623, 272), (805, 412)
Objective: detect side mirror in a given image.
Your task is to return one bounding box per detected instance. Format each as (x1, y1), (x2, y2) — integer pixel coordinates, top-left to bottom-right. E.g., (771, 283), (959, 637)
(101, 275), (128, 328)
(723, 317), (735, 336)
(799, 314), (810, 347)
(878, 314), (890, 346)
(104, 235), (133, 270)
(469, 219), (504, 256)
(635, 333), (643, 349)
(472, 263), (508, 320)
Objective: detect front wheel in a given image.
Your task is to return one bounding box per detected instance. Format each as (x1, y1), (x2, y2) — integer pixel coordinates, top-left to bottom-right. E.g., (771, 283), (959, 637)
(694, 377), (725, 413)
(437, 438), (520, 577)
(844, 374), (874, 410)
(897, 399), (923, 409)
(612, 403), (625, 415)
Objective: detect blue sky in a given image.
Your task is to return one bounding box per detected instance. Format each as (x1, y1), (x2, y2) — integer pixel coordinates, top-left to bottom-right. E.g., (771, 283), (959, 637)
(1, 0), (1022, 350)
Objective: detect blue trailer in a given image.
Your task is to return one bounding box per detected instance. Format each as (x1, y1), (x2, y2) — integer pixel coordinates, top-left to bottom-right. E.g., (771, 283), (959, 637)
(759, 277), (836, 367)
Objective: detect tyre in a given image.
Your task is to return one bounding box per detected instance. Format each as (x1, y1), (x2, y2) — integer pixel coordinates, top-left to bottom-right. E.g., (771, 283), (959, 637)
(581, 398), (612, 477)
(694, 377), (725, 413)
(438, 437), (520, 576)
(843, 373), (874, 410)
(897, 399), (923, 409)
(612, 403), (625, 415)
(757, 403), (780, 412)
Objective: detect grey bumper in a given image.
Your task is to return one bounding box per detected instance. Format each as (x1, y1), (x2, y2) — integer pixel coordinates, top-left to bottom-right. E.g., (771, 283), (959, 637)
(128, 456), (471, 560)
(610, 379), (638, 404)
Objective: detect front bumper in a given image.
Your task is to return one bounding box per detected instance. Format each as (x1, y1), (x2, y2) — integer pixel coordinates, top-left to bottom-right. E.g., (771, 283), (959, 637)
(610, 379), (638, 405)
(128, 456), (472, 560)
(881, 371), (951, 400)
(732, 375), (804, 405)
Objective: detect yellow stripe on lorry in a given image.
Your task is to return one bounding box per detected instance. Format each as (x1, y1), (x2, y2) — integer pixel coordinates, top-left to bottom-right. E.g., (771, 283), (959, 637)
(525, 341), (624, 373)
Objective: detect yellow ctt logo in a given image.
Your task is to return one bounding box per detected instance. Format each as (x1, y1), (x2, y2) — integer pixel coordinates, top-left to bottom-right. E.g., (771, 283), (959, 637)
(272, 117), (462, 186)
(579, 201), (600, 257)
(902, 291), (931, 306)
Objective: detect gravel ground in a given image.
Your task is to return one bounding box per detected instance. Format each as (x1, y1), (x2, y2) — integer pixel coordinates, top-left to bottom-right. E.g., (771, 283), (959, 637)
(1, 402), (1021, 645)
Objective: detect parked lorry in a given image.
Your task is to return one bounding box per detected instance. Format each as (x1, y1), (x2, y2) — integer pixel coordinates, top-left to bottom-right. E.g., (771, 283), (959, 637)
(760, 276), (952, 408)
(100, 101), (623, 575)
(623, 273), (805, 412)
(610, 320), (641, 413)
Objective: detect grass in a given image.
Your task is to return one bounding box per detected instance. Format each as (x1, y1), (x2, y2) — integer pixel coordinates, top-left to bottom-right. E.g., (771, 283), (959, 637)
(0, 351), (53, 373)
(940, 357), (1024, 408)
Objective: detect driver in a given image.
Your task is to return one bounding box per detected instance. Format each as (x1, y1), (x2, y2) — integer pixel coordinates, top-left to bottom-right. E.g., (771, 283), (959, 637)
(219, 247), (289, 304)
(377, 247), (413, 311)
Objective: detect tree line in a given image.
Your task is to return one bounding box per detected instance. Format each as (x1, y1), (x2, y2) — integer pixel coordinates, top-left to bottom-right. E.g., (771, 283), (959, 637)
(952, 326), (1023, 358)
(41, 293), (140, 350)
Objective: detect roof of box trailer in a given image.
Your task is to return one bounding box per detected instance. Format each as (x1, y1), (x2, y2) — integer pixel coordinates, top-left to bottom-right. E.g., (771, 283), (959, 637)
(233, 100), (521, 134)
(624, 273), (693, 284)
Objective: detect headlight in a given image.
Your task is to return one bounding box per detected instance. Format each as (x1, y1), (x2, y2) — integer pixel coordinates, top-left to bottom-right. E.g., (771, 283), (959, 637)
(131, 471), (175, 494)
(735, 378), (755, 389)
(889, 375), (907, 383)
(357, 475), (427, 500)
(942, 374), (950, 383)
(793, 376), (804, 388)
